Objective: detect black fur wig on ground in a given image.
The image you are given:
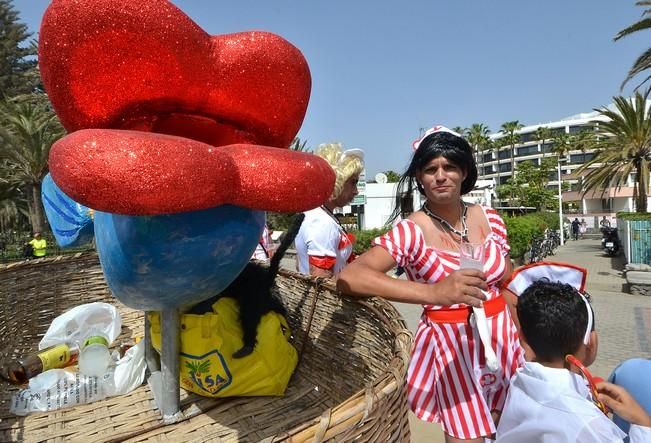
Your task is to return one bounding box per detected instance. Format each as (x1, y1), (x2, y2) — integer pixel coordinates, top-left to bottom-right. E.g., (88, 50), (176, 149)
(189, 213), (305, 358)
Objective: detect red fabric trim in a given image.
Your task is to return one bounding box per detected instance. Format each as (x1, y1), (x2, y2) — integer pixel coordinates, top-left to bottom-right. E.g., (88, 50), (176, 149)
(424, 295), (506, 324)
(309, 255), (337, 270)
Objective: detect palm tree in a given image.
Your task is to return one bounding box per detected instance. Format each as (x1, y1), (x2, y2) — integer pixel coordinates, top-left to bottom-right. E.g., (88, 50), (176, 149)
(0, 96), (65, 233)
(615, 1), (651, 90)
(289, 136), (310, 152)
(551, 131), (573, 160)
(0, 169), (30, 233)
(452, 126), (466, 136)
(577, 91), (651, 212)
(465, 123), (490, 168)
(534, 126), (553, 158)
(572, 129), (598, 156)
(499, 121), (524, 202)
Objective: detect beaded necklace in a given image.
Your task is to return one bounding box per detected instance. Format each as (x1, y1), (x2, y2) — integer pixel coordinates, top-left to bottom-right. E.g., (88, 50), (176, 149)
(422, 201), (468, 242)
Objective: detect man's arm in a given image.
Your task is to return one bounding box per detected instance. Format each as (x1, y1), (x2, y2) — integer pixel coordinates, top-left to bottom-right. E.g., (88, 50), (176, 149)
(309, 264), (334, 279)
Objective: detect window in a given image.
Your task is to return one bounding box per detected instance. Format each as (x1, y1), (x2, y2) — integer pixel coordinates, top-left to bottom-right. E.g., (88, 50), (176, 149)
(569, 125), (594, 134)
(518, 158), (540, 166)
(570, 153), (595, 164)
(551, 127), (566, 136)
(483, 166), (495, 175)
(520, 132), (535, 143)
(542, 143), (554, 153)
(601, 198), (613, 211)
(629, 173), (637, 186)
(499, 163), (512, 172)
(516, 145), (538, 157)
(498, 149), (511, 159)
(483, 152), (494, 162)
(499, 176), (510, 185)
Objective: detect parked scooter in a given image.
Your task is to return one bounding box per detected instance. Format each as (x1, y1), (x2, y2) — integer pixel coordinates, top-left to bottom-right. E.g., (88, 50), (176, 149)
(602, 227), (620, 256)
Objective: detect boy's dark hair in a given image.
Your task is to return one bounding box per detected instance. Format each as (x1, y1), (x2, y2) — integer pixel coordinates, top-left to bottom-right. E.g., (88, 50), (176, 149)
(517, 279), (594, 362)
(388, 131), (477, 224)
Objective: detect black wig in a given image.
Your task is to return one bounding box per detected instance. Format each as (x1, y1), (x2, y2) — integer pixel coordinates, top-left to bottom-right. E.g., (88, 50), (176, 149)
(388, 131), (477, 223)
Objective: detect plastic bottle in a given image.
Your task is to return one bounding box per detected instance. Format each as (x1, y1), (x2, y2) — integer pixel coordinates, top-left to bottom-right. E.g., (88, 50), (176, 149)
(77, 331), (111, 377)
(5, 344), (78, 385)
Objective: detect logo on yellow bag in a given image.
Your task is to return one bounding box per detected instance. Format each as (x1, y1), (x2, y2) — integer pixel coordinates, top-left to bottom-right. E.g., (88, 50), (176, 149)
(181, 350), (232, 395)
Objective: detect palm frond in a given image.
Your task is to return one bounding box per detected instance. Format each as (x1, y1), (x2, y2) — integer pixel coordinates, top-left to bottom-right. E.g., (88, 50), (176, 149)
(621, 48), (651, 89)
(615, 17), (651, 41)
(578, 91), (651, 211)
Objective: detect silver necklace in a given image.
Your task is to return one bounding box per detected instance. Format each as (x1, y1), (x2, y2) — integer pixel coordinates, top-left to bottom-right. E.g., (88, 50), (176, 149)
(422, 201), (468, 242)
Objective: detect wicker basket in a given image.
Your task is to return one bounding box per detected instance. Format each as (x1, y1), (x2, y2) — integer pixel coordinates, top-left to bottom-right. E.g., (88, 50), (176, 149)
(0, 253), (412, 442)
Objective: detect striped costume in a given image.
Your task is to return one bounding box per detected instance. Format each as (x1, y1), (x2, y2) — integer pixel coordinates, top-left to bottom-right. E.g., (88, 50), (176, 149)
(373, 206), (524, 439)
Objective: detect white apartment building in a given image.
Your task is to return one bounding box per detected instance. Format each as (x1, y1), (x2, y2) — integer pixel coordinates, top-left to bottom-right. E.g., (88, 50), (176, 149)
(481, 107), (648, 226)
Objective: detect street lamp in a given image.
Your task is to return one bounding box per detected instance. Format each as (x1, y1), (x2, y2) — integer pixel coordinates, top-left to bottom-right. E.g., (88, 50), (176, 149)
(557, 157), (567, 245)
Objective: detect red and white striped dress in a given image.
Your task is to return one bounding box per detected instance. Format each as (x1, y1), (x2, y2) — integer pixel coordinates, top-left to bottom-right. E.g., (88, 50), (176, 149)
(373, 206), (524, 439)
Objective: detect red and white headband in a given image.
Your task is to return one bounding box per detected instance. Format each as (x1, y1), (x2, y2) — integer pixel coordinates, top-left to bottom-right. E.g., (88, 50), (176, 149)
(412, 125), (463, 151)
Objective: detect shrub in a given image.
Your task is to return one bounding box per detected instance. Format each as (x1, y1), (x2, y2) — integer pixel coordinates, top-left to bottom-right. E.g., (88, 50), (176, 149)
(502, 211), (559, 259)
(352, 227), (389, 255)
(616, 212), (651, 221)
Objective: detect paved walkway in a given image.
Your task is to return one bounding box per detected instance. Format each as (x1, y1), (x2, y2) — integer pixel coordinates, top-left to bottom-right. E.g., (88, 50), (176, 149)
(390, 238), (651, 442)
(551, 238), (651, 377)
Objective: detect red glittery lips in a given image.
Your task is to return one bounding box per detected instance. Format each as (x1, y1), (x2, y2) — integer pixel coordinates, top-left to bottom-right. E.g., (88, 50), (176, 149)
(39, 0), (334, 215)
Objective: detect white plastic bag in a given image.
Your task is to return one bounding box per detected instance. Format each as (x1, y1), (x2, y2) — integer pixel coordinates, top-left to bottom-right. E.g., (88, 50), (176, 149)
(39, 302), (121, 350)
(10, 341), (146, 416)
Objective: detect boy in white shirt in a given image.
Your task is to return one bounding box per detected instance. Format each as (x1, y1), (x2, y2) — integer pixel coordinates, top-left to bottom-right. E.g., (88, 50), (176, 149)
(497, 280), (651, 442)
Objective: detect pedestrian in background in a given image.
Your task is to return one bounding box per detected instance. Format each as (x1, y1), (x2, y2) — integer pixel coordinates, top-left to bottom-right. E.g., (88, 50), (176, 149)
(27, 232), (47, 258)
(295, 143), (364, 278)
(579, 218), (587, 239)
(571, 218), (581, 241)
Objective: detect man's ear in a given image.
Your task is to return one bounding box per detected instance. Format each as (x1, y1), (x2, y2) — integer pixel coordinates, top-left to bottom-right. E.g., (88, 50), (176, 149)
(584, 331), (599, 367)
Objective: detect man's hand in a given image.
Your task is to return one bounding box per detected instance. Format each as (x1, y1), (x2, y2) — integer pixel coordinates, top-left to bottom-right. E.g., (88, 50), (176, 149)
(427, 269), (488, 307)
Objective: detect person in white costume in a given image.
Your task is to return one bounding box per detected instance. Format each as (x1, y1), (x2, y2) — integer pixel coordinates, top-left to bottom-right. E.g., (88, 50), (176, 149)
(497, 279), (651, 442)
(295, 143), (364, 278)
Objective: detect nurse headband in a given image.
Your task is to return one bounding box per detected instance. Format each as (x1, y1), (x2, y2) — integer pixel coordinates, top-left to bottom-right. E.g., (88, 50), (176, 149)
(577, 291), (594, 345)
(412, 125), (463, 151)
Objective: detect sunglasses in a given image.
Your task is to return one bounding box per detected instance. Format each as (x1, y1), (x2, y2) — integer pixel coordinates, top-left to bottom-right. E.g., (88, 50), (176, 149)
(565, 354), (608, 415)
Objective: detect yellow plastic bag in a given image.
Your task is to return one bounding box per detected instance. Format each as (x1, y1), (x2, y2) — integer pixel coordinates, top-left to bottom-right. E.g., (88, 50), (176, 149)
(149, 298), (298, 397)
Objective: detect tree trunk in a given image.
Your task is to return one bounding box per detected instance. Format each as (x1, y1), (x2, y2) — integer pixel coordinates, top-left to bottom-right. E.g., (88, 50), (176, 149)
(30, 182), (45, 233)
(638, 159), (649, 212)
(509, 144), (516, 206)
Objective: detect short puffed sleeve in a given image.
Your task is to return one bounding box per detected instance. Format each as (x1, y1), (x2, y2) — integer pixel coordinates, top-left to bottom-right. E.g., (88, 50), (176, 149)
(484, 207), (511, 256)
(372, 219), (426, 267)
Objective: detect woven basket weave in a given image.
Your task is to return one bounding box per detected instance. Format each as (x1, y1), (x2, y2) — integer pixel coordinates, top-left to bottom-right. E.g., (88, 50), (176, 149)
(0, 253), (412, 442)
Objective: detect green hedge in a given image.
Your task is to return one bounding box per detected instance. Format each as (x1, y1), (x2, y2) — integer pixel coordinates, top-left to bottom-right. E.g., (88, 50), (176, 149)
(616, 212), (651, 221)
(352, 227), (389, 255)
(502, 211), (559, 259)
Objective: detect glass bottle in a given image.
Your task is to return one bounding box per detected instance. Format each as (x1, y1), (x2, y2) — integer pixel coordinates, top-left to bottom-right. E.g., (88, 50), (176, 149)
(5, 343), (78, 385)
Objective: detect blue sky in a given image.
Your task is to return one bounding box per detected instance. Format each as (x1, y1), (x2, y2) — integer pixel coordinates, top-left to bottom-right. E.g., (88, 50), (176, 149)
(14, 0), (650, 177)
